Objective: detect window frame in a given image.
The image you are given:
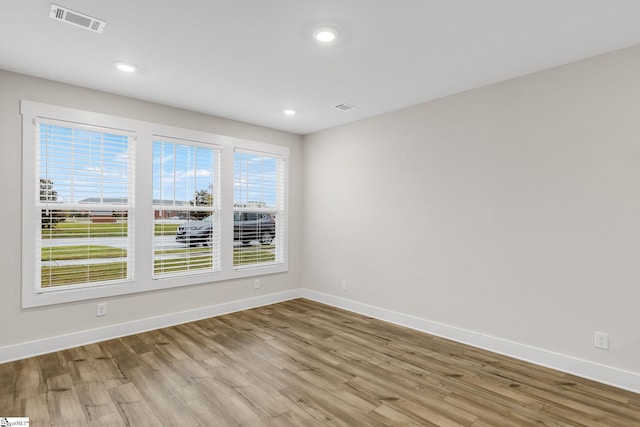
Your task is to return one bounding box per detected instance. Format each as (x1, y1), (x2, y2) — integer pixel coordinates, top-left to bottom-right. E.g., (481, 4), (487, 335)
(36, 119), (136, 292)
(233, 149), (287, 269)
(152, 137), (222, 278)
(21, 100), (289, 308)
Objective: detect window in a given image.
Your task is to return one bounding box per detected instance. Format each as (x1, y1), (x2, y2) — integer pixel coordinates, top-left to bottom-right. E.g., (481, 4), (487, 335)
(152, 139), (220, 276)
(37, 121), (135, 290)
(234, 150), (286, 267)
(22, 101), (288, 307)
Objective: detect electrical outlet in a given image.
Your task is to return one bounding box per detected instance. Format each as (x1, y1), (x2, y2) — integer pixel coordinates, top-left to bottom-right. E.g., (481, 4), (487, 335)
(96, 303), (107, 317)
(254, 279), (261, 289)
(341, 280), (347, 291)
(594, 331), (609, 350)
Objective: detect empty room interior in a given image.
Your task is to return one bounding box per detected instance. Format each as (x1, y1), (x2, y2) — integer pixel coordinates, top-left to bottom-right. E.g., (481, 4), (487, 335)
(1, 1), (640, 425)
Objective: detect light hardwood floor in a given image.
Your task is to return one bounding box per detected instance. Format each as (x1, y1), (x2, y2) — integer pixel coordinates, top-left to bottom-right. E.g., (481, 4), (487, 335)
(1, 298), (639, 426)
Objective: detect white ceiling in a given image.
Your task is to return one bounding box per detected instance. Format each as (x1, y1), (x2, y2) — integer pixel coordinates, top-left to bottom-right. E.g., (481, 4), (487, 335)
(2, 1), (640, 135)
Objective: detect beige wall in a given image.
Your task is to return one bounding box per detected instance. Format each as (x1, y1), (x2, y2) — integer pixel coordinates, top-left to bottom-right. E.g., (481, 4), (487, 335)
(3, 45), (640, 381)
(0, 70), (303, 347)
(302, 46), (640, 374)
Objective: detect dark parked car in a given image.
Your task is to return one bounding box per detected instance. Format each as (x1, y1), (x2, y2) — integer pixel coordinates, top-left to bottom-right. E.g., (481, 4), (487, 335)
(175, 212), (276, 246)
(234, 211), (276, 245)
(175, 216), (213, 246)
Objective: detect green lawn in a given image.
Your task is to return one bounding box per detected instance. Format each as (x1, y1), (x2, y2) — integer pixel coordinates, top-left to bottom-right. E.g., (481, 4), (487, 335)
(41, 247), (275, 287)
(154, 256), (213, 274)
(42, 245), (275, 261)
(42, 222), (180, 238)
(233, 249), (275, 265)
(154, 248), (276, 272)
(155, 223), (180, 236)
(41, 262), (127, 288)
(156, 247), (211, 255)
(42, 245), (126, 261)
(43, 222), (127, 238)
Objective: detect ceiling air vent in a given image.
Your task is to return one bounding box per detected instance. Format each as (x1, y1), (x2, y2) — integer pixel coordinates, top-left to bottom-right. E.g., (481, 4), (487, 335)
(49, 4), (106, 33)
(334, 103), (357, 111)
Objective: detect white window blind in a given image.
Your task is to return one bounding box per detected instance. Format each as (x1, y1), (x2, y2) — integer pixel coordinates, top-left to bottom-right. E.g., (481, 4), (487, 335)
(233, 149), (286, 268)
(152, 139), (220, 276)
(36, 120), (135, 291)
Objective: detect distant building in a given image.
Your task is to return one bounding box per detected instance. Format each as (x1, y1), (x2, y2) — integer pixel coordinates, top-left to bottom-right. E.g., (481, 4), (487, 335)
(78, 198), (193, 220)
(234, 201), (268, 208)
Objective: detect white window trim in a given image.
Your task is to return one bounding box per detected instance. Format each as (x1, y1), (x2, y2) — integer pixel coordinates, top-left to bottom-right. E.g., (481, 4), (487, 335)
(21, 100), (289, 308)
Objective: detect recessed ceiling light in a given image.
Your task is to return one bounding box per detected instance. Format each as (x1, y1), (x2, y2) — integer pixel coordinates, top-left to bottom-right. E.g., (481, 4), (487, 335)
(314, 27), (338, 43)
(283, 109), (297, 116)
(114, 61), (138, 73)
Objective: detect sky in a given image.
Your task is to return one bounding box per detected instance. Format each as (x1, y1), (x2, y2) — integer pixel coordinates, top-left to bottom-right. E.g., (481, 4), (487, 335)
(39, 124), (129, 204)
(39, 124), (280, 208)
(152, 140), (214, 206)
(152, 141), (279, 208)
(234, 151), (279, 208)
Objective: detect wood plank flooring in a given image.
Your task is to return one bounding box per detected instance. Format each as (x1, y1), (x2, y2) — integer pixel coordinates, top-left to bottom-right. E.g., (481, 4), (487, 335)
(1, 298), (639, 426)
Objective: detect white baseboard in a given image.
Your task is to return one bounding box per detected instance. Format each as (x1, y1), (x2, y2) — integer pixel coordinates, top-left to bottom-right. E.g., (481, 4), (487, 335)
(301, 289), (640, 394)
(0, 289), (302, 364)
(3, 288), (639, 394)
